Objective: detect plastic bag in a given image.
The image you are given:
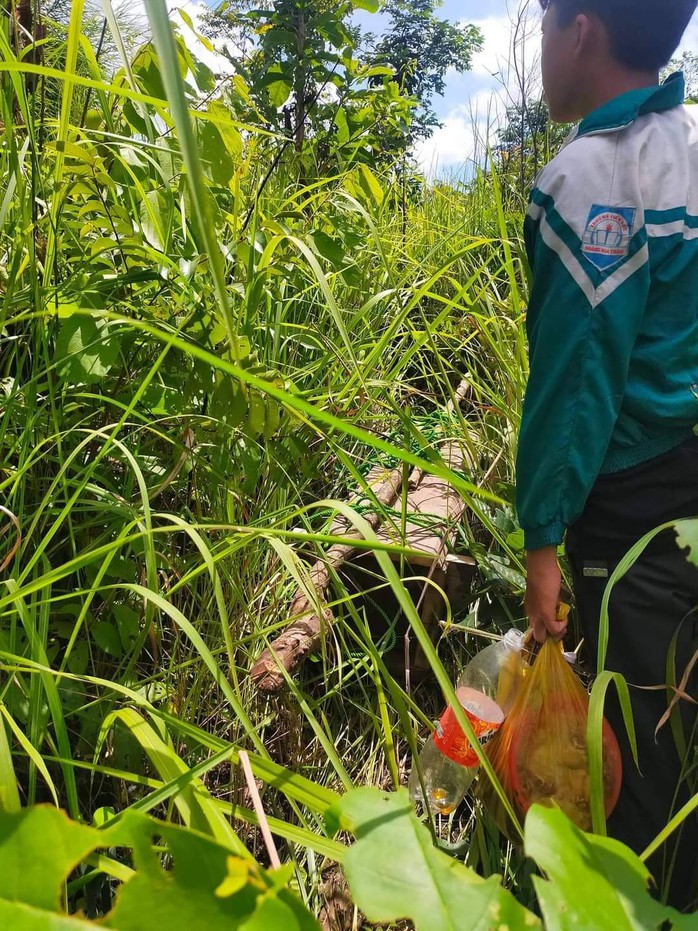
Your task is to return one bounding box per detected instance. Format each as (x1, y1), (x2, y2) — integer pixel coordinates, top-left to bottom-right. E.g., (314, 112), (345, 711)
(481, 638), (622, 833)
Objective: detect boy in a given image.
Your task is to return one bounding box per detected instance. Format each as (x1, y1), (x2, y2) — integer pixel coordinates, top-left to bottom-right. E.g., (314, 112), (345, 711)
(517, 0), (698, 908)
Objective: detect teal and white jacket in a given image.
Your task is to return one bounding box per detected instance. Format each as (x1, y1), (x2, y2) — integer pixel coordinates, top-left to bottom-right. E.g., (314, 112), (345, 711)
(517, 73), (698, 551)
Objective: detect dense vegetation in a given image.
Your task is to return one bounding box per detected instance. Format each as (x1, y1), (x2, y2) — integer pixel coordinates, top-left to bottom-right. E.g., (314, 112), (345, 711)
(0, 1), (695, 927)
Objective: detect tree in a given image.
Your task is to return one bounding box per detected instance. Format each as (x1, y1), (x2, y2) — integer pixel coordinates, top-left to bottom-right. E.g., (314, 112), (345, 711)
(495, 97), (571, 201)
(204, 0), (352, 153)
(366, 0), (483, 144)
(201, 0), (412, 177)
(8, 1), (143, 123)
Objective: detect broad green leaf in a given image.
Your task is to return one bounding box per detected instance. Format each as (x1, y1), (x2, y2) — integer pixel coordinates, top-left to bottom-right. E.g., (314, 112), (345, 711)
(208, 100), (243, 159)
(0, 807), (319, 930)
(55, 316), (119, 386)
(92, 621), (121, 656)
(356, 164), (384, 206)
(266, 77), (292, 108)
(335, 106), (350, 144)
(312, 231), (345, 267)
(132, 44), (171, 100)
(0, 901), (93, 929)
(104, 812), (321, 931)
(0, 808), (97, 911)
(229, 385), (248, 427)
(200, 121), (235, 187)
(247, 392), (267, 437)
(215, 858), (253, 898)
(238, 890), (319, 931)
(328, 788), (539, 931)
(262, 398), (281, 439)
(353, 0), (380, 11)
(66, 640), (89, 675)
(479, 552), (526, 588)
(238, 895), (303, 931)
(140, 190), (165, 250)
(113, 604), (140, 650)
(359, 64), (395, 78)
(675, 517), (698, 566)
(525, 805), (692, 930)
(211, 376), (248, 427)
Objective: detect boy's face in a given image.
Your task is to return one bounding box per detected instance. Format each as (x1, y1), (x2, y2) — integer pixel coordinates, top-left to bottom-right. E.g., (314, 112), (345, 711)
(541, 4), (585, 122)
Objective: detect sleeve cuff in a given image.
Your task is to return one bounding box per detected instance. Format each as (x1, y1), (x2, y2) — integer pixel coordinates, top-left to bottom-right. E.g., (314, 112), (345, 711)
(523, 522), (567, 551)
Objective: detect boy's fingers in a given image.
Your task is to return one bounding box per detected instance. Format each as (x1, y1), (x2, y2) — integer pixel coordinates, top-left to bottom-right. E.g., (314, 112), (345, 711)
(531, 616), (548, 644)
(545, 617), (568, 641)
(530, 613), (567, 644)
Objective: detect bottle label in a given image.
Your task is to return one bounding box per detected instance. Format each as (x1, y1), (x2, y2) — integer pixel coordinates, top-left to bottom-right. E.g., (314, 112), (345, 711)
(433, 697), (502, 767)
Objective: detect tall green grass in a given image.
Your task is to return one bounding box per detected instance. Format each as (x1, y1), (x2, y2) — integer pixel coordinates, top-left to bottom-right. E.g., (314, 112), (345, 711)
(0, 3), (533, 903)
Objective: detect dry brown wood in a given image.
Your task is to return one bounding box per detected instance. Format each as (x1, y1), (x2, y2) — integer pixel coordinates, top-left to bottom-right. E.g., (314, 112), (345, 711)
(374, 442), (469, 566)
(250, 466), (404, 691)
(250, 443), (473, 692)
(250, 381), (480, 693)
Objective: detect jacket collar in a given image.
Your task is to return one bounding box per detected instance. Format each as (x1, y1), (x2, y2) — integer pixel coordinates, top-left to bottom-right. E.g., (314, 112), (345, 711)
(576, 72), (685, 138)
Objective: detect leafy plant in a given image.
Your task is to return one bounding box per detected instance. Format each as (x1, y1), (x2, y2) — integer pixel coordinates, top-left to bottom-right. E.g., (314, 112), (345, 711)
(327, 787), (537, 930)
(0, 805), (319, 929)
(367, 0), (484, 144)
(328, 788), (697, 930)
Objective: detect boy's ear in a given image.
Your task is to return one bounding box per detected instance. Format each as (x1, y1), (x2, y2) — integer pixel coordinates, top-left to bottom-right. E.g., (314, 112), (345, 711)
(573, 11), (606, 60)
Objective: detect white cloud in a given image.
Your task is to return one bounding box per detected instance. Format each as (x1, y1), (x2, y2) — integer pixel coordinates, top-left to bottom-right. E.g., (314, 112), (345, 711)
(415, 5), (544, 177)
(469, 15), (515, 81)
(414, 91), (509, 176)
(414, 112), (474, 175)
(419, 0), (698, 176)
(468, 5), (543, 96)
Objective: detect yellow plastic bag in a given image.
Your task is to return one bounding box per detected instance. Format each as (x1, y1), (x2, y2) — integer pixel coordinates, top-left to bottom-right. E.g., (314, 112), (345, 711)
(481, 639), (622, 833)
(511, 639), (622, 831)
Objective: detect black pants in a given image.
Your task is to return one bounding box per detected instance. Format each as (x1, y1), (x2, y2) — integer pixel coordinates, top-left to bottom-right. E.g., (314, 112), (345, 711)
(566, 435), (698, 911)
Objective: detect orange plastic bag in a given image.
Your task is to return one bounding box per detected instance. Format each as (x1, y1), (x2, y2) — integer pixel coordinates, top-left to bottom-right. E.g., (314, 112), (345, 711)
(481, 639), (622, 833)
(510, 639), (622, 831)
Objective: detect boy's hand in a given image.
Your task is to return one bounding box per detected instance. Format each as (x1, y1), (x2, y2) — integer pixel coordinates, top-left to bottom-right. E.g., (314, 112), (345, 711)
(525, 546), (565, 643)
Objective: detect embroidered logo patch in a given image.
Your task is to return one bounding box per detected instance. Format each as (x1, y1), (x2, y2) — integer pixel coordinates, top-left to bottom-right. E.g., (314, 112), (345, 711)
(581, 204), (636, 270)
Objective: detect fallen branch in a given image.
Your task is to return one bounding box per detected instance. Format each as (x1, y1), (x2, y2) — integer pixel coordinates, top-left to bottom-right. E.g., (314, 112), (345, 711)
(250, 384), (478, 694)
(250, 466), (404, 692)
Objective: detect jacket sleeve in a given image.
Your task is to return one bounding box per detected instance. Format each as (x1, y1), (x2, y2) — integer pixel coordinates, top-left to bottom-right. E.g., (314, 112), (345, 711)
(516, 143), (650, 550)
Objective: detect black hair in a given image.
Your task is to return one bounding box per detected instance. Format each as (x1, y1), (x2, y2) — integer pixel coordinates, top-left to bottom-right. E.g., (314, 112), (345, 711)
(539, 0), (697, 70)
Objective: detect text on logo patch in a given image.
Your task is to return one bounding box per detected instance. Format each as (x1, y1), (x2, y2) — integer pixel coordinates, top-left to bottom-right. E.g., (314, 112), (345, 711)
(582, 204), (636, 270)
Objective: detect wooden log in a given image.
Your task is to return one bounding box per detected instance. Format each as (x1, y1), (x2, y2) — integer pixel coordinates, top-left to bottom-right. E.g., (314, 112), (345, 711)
(374, 442), (468, 567)
(250, 380), (479, 693)
(250, 466), (404, 692)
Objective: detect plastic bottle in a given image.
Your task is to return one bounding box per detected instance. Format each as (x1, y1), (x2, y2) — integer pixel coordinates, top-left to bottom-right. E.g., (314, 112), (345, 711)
(409, 629), (526, 815)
